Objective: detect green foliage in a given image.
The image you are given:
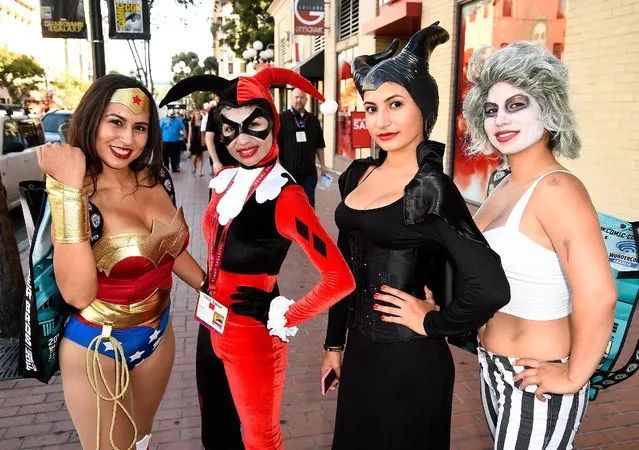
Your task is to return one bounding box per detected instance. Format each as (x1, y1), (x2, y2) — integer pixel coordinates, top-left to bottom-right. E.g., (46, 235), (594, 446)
(169, 52), (219, 109)
(51, 74), (91, 109)
(0, 47), (45, 101)
(220, 0), (274, 56)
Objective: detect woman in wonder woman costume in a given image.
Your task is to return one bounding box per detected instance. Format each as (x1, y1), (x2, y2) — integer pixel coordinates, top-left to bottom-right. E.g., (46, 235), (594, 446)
(159, 68), (355, 450)
(37, 74), (207, 450)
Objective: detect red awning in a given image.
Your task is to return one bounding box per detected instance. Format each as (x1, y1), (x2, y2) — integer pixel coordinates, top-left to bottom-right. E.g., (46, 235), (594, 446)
(361, 0), (422, 37)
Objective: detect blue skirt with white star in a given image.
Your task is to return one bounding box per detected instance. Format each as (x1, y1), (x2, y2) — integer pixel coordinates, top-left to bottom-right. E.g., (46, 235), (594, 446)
(63, 306), (171, 370)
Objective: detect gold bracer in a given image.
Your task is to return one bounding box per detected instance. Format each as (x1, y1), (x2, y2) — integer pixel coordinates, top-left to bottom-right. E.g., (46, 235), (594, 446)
(79, 288), (170, 329)
(46, 175), (90, 244)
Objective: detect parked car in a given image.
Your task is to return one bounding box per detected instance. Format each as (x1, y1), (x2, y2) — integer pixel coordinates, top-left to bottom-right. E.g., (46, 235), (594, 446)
(41, 110), (72, 143)
(0, 115), (45, 210)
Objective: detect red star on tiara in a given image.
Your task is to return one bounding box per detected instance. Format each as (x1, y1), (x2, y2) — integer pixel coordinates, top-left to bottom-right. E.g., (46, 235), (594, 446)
(132, 95), (142, 105)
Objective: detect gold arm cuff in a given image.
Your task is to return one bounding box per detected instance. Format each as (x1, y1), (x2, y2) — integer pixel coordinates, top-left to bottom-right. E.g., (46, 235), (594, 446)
(46, 175), (90, 244)
(79, 288), (171, 329)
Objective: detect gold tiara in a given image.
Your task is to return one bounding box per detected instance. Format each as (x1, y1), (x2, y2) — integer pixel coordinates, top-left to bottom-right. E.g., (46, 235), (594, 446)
(109, 88), (150, 114)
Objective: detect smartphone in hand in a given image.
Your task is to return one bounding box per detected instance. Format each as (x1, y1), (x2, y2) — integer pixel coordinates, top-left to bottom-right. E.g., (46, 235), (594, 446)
(321, 368), (338, 395)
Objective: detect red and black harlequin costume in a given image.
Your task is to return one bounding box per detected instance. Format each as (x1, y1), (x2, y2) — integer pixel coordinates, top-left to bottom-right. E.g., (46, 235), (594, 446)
(160, 69), (355, 450)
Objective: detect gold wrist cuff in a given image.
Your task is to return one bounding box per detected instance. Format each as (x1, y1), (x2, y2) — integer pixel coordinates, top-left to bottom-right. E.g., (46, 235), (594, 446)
(46, 175), (90, 244)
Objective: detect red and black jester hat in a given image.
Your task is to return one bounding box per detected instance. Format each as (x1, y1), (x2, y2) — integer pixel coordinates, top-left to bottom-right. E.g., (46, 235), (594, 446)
(159, 68), (326, 166)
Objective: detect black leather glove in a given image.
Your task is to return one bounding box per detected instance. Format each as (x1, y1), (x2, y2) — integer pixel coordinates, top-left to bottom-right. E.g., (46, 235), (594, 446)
(229, 285), (279, 325)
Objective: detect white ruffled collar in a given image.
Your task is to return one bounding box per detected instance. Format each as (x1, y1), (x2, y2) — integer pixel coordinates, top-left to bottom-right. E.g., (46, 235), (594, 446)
(209, 163), (290, 225)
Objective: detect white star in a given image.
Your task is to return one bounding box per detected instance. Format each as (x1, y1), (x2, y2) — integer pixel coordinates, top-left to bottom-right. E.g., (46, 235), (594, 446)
(103, 342), (114, 352)
(149, 329), (161, 343)
(129, 350), (145, 362)
(152, 337), (163, 350)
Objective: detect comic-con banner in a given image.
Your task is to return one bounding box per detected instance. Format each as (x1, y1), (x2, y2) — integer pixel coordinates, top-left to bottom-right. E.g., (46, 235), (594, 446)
(40, 0), (87, 39)
(107, 0), (151, 40)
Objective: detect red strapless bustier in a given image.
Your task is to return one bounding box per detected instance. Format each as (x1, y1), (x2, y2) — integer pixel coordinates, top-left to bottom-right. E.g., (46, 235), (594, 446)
(92, 208), (190, 304)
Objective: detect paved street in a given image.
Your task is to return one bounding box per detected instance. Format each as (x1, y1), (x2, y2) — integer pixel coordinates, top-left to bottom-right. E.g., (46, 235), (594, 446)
(3, 159), (639, 449)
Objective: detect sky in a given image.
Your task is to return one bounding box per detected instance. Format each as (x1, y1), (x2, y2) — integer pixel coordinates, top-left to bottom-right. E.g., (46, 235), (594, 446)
(104, 0), (214, 85)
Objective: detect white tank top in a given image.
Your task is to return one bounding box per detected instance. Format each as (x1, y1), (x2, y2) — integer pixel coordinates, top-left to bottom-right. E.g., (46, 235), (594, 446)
(481, 170), (571, 321)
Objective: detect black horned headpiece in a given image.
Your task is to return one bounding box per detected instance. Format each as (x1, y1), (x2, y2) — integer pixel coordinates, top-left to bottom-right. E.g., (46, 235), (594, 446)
(352, 22), (449, 139)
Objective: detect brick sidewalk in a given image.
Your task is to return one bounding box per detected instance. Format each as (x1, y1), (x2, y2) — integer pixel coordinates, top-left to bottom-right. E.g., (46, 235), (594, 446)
(2, 162), (639, 449)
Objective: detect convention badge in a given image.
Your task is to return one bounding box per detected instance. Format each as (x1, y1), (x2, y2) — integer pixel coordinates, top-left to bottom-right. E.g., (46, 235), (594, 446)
(195, 291), (228, 335)
(295, 131), (307, 143)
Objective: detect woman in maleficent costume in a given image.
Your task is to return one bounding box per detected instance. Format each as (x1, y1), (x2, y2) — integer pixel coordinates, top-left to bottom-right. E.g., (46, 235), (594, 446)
(159, 68), (355, 450)
(37, 74), (207, 450)
(320, 23), (511, 448)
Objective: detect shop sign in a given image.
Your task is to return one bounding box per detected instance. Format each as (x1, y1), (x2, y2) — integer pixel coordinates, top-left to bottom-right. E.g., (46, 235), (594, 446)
(293, 0), (325, 36)
(351, 111), (371, 148)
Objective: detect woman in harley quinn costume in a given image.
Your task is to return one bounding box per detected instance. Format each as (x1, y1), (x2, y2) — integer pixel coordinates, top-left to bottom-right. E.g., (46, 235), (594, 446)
(37, 75), (207, 449)
(159, 69), (355, 450)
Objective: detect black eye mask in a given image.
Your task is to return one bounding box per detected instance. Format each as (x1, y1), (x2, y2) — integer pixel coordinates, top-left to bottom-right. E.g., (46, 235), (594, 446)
(219, 108), (274, 146)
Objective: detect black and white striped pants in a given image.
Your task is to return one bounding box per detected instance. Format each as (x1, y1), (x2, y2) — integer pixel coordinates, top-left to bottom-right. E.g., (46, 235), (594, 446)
(478, 346), (589, 449)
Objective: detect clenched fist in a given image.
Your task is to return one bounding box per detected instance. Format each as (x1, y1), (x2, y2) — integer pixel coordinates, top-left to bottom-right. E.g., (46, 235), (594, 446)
(37, 142), (86, 188)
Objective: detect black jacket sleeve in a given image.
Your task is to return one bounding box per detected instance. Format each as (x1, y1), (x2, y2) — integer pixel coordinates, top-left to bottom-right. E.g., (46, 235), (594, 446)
(324, 231), (351, 347)
(417, 216), (510, 338)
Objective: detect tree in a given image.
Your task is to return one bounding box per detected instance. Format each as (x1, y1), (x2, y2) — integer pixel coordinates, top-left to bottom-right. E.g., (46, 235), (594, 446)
(0, 47), (45, 103)
(0, 173), (25, 338)
(51, 74), (90, 110)
(169, 52), (219, 109)
(220, 0), (274, 57)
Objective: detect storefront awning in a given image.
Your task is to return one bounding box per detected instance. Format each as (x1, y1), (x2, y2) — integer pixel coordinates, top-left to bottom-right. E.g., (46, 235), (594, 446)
(293, 50), (325, 80)
(361, 0), (422, 37)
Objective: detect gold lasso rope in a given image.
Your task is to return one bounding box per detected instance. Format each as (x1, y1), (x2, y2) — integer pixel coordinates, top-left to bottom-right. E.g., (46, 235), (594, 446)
(85, 323), (138, 450)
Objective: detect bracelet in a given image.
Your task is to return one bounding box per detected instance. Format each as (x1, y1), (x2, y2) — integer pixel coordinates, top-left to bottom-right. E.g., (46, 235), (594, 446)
(198, 274), (209, 293)
(46, 175), (90, 244)
(323, 345), (344, 352)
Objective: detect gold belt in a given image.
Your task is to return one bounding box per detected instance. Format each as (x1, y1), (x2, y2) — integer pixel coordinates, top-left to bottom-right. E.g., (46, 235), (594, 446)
(79, 288), (170, 329)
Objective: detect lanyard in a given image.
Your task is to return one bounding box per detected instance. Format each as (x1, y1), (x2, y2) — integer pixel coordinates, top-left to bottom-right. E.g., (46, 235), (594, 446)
(289, 108), (307, 130)
(207, 163), (276, 296)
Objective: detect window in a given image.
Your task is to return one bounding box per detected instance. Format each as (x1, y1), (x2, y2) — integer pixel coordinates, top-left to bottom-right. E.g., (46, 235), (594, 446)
(451, 0), (566, 204)
(503, 0), (513, 17)
(336, 46), (359, 159)
(338, 0), (359, 41)
(313, 35), (325, 53)
(228, 62), (233, 75)
(2, 120), (26, 154)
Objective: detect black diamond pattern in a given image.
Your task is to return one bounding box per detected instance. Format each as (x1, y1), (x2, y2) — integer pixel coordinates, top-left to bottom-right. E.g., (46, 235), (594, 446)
(312, 234), (327, 258)
(295, 218), (309, 240)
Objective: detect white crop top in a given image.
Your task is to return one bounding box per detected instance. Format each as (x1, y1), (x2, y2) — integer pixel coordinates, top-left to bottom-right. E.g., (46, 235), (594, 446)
(481, 170), (571, 321)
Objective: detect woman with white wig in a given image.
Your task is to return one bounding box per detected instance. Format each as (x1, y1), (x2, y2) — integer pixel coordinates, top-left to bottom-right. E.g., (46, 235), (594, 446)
(464, 41), (617, 449)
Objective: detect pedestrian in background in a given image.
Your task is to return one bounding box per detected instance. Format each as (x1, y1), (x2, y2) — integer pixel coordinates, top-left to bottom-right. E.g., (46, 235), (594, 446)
(277, 88), (327, 208)
(160, 110), (185, 173)
(188, 110), (205, 176)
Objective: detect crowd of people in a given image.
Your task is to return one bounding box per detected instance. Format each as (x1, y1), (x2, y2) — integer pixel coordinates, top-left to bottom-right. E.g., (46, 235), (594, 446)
(25, 20), (633, 450)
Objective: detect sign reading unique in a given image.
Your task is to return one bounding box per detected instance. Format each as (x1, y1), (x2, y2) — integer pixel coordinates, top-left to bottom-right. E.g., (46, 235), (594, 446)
(40, 0), (88, 39)
(351, 111), (371, 148)
(293, 0), (325, 36)
(107, 0), (151, 40)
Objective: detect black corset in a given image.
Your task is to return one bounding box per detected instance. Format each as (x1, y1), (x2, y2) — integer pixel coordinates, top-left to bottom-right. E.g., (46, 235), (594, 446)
(345, 231), (446, 343)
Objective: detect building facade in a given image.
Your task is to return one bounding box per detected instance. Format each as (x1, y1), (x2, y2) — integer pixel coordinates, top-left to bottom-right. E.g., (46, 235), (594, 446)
(0, 0), (92, 103)
(269, 0), (639, 220)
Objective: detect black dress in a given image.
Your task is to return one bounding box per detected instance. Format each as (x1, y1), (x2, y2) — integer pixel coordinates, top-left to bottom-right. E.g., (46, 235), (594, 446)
(190, 123), (204, 156)
(327, 143), (510, 450)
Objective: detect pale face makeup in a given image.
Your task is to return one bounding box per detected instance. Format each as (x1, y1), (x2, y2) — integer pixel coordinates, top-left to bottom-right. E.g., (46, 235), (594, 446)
(483, 82), (545, 155)
(220, 105), (273, 167)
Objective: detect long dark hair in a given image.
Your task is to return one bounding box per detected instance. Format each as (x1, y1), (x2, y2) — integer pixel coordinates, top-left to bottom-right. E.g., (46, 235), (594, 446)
(67, 74), (163, 195)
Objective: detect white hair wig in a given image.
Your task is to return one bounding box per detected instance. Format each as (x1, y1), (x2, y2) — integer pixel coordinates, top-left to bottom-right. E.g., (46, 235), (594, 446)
(462, 41), (581, 159)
